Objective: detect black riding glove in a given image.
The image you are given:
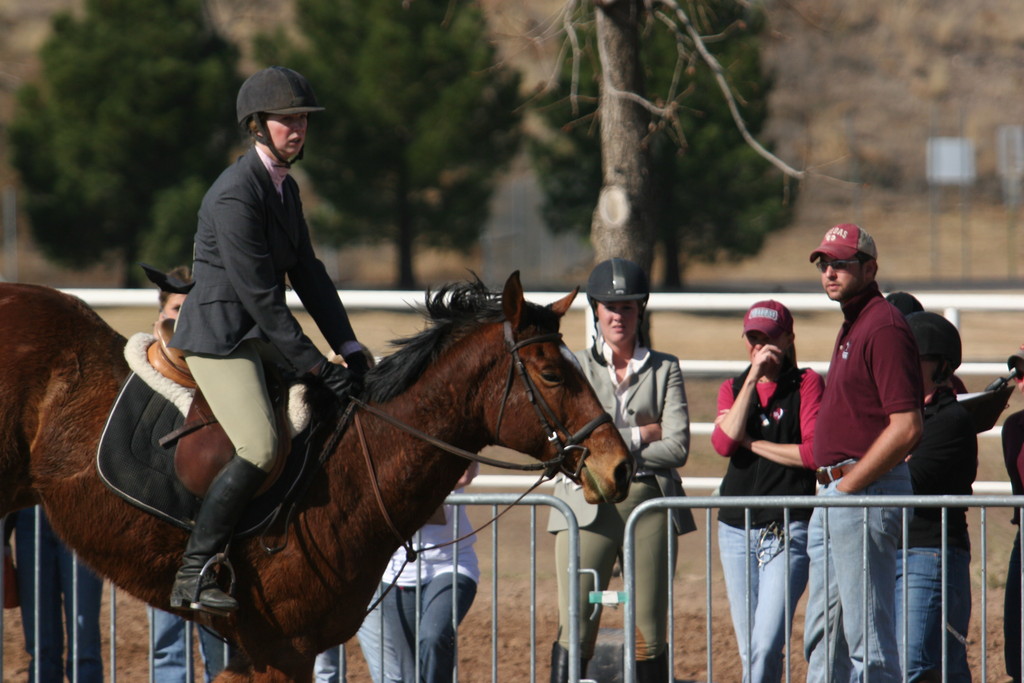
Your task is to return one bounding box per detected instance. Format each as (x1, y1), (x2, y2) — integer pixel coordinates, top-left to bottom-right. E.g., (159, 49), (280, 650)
(318, 360), (362, 404)
(344, 350), (370, 379)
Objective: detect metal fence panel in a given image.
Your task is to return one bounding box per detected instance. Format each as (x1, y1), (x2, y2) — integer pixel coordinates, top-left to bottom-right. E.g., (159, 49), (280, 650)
(5, 494), (1024, 682)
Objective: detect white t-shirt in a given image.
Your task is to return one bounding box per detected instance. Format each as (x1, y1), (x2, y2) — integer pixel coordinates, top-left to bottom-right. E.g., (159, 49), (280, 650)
(381, 490), (479, 587)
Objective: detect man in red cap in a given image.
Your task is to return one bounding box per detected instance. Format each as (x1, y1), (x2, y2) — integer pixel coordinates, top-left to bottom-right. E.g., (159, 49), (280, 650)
(802, 224), (923, 682)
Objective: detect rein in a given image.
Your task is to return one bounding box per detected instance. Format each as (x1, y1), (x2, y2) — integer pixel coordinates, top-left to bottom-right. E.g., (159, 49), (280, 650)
(349, 398), (559, 471)
(348, 322), (613, 478)
(353, 404), (554, 619)
(349, 321), (614, 619)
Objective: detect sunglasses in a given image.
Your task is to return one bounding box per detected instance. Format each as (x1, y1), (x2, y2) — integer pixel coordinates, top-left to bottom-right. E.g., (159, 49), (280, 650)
(815, 258), (861, 273)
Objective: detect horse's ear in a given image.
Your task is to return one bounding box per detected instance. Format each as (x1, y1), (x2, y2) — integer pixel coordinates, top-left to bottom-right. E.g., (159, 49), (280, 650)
(548, 287), (578, 318)
(501, 271), (524, 328)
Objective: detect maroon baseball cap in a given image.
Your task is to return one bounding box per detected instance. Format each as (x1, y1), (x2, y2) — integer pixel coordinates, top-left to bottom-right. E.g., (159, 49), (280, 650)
(743, 300), (793, 339)
(808, 223), (878, 262)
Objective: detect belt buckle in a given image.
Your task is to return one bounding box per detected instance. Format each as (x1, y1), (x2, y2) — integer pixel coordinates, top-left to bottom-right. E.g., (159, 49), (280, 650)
(815, 466), (835, 484)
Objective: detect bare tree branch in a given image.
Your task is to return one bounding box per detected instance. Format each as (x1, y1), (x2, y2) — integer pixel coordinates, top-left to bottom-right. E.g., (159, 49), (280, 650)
(601, 78), (676, 120)
(653, 0), (806, 179)
(550, 0), (808, 180)
(562, 0), (584, 115)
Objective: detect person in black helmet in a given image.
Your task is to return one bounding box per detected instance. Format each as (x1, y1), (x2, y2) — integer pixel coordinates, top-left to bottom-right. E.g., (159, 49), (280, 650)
(887, 290), (969, 394)
(546, 257), (696, 683)
(168, 66), (370, 615)
(896, 311), (976, 682)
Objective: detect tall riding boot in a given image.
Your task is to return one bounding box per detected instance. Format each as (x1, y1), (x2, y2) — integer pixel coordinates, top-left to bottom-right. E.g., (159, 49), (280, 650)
(635, 650), (670, 683)
(169, 456), (267, 615)
(550, 642), (589, 683)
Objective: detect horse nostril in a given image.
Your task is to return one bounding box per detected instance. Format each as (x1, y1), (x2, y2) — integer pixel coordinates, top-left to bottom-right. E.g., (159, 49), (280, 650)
(614, 459), (633, 493)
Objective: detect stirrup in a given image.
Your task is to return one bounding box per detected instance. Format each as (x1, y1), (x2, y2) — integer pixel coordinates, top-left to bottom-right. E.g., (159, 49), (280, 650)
(183, 553), (237, 616)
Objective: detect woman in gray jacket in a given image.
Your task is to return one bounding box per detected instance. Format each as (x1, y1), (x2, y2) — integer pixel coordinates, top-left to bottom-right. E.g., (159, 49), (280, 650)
(547, 258), (695, 683)
(168, 66), (368, 615)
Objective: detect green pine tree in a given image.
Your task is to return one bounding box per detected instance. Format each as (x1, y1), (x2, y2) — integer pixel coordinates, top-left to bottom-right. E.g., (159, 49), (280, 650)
(254, 0), (522, 289)
(530, 1), (792, 288)
(8, 0), (238, 285)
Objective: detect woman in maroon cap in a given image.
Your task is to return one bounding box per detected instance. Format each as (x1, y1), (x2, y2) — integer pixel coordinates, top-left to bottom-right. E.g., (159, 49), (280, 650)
(711, 300), (824, 683)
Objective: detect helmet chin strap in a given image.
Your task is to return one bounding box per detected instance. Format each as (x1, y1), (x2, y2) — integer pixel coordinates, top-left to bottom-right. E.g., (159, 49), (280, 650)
(587, 302), (647, 363)
(253, 114), (302, 167)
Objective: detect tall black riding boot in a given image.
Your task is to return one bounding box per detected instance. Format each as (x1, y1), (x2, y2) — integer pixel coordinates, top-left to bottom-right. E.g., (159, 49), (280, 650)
(169, 456), (267, 615)
(550, 642), (589, 683)
(635, 650), (670, 683)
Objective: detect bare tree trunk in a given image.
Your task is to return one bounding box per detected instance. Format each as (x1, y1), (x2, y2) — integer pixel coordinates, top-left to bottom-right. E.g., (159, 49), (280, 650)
(660, 230), (682, 289)
(396, 158), (416, 290)
(591, 0), (653, 275)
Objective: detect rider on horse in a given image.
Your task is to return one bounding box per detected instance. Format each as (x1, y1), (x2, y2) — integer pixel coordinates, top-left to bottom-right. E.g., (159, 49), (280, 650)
(167, 66), (369, 615)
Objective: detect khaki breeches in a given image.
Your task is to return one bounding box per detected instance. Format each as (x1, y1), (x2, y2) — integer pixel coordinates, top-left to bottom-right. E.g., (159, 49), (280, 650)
(553, 478), (677, 661)
(184, 340), (279, 472)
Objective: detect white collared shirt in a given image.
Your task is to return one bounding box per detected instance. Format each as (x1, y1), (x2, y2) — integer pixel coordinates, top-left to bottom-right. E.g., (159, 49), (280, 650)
(255, 145), (289, 199)
(599, 341), (650, 453)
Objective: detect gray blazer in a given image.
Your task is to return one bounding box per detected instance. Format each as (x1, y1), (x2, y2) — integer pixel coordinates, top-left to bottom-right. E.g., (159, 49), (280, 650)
(171, 147), (357, 374)
(547, 347), (697, 535)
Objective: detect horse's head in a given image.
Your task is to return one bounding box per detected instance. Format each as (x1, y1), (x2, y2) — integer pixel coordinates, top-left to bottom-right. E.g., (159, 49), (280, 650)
(492, 272), (633, 504)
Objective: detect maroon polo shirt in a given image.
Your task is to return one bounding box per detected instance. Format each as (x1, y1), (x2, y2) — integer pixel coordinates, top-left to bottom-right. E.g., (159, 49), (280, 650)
(813, 282), (923, 468)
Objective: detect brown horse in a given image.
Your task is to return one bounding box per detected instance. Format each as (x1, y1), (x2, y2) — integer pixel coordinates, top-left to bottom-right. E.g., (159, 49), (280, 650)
(0, 272), (632, 681)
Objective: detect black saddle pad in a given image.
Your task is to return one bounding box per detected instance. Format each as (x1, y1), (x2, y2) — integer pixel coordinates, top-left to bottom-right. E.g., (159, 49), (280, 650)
(97, 372), (319, 538)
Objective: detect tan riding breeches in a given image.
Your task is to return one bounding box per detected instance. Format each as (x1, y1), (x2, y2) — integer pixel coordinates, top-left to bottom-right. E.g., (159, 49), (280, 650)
(554, 478), (676, 661)
(184, 340), (279, 473)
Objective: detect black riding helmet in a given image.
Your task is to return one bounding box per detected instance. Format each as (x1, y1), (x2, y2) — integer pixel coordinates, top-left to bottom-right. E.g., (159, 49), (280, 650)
(236, 66), (324, 166)
(906, 311), (962, 383)
(586, 258), (650, 362)
(586, 257), (650, 307)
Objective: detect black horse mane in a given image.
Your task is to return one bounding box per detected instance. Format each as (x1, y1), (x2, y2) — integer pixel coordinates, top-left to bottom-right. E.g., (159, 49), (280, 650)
(362, 277), (560, 403)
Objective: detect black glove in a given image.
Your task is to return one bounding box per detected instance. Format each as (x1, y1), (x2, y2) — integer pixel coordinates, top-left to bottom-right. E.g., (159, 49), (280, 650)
(318, 361), (362, 404)
(344, 350), (370, 379)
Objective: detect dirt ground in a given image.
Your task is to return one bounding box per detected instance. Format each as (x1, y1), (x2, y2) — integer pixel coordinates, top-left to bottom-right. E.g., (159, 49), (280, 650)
(3, 302), (1023, 682)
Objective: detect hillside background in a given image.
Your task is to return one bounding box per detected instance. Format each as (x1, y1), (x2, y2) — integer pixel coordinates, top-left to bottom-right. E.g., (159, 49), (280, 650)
(0, 0), (1023, 290)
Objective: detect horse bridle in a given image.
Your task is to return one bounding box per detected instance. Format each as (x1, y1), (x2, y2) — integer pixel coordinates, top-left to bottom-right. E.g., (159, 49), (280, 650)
(260, 319), (613, 562)
(338, 320), (614, 618)
(495, 321), (612, 482)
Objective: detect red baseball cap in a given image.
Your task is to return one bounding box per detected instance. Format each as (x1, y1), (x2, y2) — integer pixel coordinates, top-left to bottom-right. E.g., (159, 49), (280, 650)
(743, 300), (793, 339)
(809, 223), (878, 262)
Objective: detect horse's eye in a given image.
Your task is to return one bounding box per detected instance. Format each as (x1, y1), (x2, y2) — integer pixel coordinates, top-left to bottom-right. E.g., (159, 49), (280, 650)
(540, 371), (563, 385)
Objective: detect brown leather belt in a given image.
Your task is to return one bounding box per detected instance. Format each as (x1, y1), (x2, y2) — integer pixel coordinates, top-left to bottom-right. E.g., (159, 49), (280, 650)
(815, 463), (855, 485)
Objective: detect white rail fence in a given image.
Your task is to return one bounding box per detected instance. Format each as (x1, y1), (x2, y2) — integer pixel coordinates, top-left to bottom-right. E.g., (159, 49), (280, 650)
(61, 287), (1022, 381)
(64, 287), (1023, 495)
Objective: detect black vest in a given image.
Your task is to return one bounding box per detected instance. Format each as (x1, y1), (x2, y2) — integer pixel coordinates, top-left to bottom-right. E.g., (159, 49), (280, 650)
(718, 364), (817, 528)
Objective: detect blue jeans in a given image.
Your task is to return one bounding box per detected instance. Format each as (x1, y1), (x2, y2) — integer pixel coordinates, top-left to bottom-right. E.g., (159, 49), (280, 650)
(718, 520), (810, 683)
(803, 463), (911, 683)
(313, 646), (343, 683)
(895, 547), (972, 682)
(149, 607), (233, 682)
(1006, 530), (1023, 682)
(14, 507), (104, 683)
(382, 573), (477, 683)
